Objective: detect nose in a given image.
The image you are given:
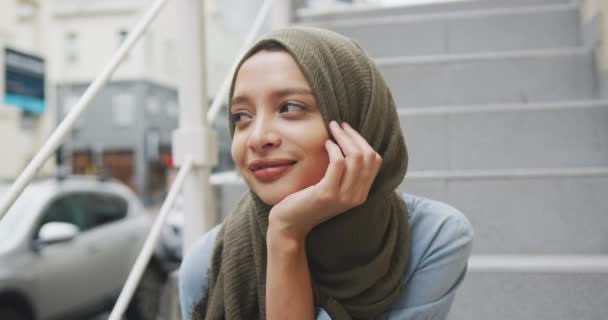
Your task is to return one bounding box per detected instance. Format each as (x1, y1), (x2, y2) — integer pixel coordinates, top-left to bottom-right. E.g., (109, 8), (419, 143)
(247, 116), (281, 153)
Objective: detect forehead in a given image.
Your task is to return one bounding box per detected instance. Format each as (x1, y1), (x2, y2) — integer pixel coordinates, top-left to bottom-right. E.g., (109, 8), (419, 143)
(233, 50), (311, 94)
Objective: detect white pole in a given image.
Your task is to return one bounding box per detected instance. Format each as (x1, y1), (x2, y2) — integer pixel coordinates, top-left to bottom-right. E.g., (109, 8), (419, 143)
(174, 0), (217, 253)
(0, 0), (169, 220)
(207, 0), (276, 124)
(271, 0), (292, 29)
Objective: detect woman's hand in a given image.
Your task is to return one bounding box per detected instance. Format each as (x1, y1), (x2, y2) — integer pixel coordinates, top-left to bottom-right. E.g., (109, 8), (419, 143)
(268, 120), (382, 242)
(266, 121), (382, 320)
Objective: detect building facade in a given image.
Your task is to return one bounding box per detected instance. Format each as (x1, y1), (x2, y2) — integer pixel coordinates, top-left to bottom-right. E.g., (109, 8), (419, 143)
(0, 0), (55, 181)
(44, 0), (180, 202)
(45, 0), (263, 202)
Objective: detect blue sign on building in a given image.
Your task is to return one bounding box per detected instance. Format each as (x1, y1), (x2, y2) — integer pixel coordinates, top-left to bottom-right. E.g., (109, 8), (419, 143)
(4, 48), (46, 114)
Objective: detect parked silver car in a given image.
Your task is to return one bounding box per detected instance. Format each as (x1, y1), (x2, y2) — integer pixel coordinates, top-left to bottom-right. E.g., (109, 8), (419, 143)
(0, 176), (165, 320)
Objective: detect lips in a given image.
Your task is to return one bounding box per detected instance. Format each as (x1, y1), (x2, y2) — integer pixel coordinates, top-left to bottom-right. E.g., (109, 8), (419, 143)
(248, 159), (296, 182)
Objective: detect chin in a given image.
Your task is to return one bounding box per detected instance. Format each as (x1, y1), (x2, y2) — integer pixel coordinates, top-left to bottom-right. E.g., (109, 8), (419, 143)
(255, 188), (291, 206)
(242, 177), (281, 206)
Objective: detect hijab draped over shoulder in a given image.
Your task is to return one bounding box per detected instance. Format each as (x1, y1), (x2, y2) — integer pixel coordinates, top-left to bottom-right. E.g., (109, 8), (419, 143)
(193, 27), (410, 320)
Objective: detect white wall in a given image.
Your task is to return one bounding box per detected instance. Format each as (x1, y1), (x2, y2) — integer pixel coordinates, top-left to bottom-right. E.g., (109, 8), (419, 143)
(47, 3), (146, 84)
(0, 0), (17, 37)
(0, 0), (56, 180)
(47, 0), (181, 88)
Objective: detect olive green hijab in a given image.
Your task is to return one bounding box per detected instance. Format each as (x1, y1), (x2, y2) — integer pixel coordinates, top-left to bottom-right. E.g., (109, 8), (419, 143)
(193, 27), (409, 320)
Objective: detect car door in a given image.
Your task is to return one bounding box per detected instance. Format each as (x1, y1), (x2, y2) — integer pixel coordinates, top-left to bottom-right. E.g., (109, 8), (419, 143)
(34, 193), (104, 318)
(83, 192), (139, 298)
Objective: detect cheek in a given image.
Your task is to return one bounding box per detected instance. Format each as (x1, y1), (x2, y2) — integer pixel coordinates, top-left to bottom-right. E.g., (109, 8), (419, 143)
(231, 135), (246, 167)
(302, 135), (331, 180)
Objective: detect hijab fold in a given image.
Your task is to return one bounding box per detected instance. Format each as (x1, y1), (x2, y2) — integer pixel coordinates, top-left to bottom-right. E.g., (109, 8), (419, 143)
(193, 27), (410, 320)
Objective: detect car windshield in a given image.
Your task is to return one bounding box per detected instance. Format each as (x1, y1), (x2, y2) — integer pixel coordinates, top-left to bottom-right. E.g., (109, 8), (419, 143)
(0, 185), (37, 243)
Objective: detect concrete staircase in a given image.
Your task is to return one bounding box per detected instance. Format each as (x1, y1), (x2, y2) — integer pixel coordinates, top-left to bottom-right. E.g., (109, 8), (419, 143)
(211, 1), (608, 319)
(292, 0), (608, 319)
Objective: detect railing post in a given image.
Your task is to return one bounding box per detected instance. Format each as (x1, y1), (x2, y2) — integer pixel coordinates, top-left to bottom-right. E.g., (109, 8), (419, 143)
(173, 0), (218, 254)
(271, 0), (292, 28)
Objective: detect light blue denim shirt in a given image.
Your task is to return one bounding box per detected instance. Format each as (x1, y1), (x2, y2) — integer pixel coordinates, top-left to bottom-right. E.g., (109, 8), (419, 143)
(179, 194), (474, 319)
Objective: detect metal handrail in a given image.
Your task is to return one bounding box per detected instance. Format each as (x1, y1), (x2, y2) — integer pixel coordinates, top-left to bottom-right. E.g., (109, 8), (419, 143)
(0, 0), (170, 220)
(108, 156), (193, 320)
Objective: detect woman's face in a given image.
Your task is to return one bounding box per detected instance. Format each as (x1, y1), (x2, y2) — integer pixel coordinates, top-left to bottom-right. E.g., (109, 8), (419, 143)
(231, 50), (330, 205)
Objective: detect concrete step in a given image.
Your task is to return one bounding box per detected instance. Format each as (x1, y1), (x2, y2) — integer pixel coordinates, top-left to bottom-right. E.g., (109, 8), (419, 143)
(452, 261), (608, 320)
(297, 0), (573, 22)
(377, 47), (596, 107)
(400, 168), (608, 254)
(212, 168), (608, 255)
(399, 101), (608, 171)
(300, 3), (580, 57)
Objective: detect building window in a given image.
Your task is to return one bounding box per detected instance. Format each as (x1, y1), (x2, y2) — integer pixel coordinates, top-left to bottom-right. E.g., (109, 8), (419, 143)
(112, 92), (136, 127)
(65, 32), (78, 65)
(118, 29), (129, 60)
(166, 101), (177, 118)
(146, 96), (160, 115)
(118, 29), (128, 45)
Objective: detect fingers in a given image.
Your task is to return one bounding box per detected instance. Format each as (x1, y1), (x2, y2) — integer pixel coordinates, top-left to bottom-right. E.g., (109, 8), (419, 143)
(329, 121), (358, 156)
(320, 139), (345, 192)
(328, 121), (382, 204)
(341, 122), (375, 155)
(341, 122), (382, 197)
(339, 122), (382, 170)
(329, 121), (362, 194)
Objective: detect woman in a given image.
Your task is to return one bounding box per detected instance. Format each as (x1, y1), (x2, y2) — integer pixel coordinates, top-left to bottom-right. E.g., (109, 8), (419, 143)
(180, 27), (473, 320)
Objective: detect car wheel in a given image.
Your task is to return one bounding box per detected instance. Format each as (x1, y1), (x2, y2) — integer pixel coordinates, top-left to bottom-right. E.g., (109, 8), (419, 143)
(0, 306), (29, 320)
(126, 264), (165, 320)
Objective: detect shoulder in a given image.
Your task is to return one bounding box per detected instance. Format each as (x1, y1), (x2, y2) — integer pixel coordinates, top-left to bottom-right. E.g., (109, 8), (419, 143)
(401, 192), (474, 278)
(178, 225), (222, 320)
(179, 225), (222, 284)
(403, 193), (474, 252)
(383, 193), (474, 317)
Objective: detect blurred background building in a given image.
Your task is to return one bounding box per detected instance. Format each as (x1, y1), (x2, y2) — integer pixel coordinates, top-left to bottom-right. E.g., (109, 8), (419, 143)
(2, 0), (272, 203)
(47, 0), (180, 203)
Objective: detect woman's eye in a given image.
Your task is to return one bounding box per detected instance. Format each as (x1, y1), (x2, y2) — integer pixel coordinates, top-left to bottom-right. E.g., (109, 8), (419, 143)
(279, 103), (305, 113)
(231, 112), (252, 123)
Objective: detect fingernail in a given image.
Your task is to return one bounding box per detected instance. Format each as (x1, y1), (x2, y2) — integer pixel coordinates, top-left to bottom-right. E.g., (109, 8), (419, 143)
(330, 121), (339, 128)
(342, 122), (350, 128)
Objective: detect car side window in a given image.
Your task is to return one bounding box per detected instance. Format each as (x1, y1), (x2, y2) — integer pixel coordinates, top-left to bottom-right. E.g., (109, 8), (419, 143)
(87, 193), (128, 228)
(38, 194), (89, 234)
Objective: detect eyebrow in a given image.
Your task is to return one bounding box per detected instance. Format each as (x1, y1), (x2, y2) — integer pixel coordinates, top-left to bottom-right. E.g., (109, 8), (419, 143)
(231, 88), (314, 107)
(273, 88), (314, 98)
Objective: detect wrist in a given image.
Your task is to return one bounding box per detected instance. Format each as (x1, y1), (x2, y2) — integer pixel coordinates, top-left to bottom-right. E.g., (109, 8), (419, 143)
(268, 209), (312, 242)
(267, 218), (308, 254)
